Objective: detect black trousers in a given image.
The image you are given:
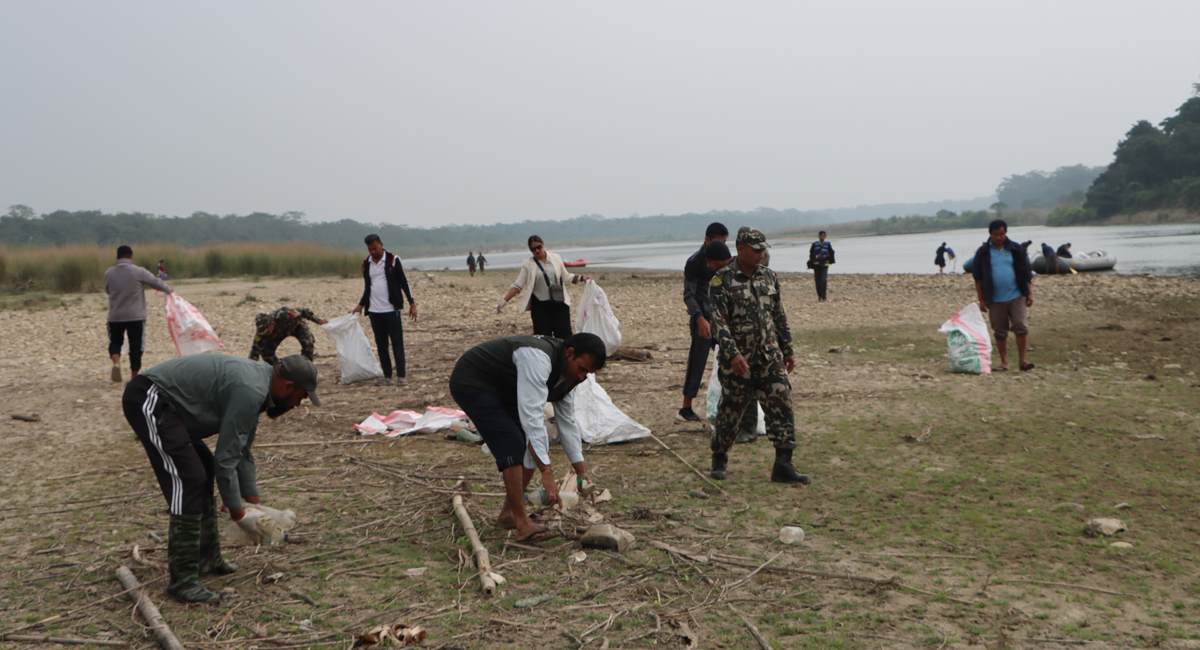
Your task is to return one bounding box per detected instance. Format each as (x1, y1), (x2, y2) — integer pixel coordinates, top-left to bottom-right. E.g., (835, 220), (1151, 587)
(813, 266), (829, 299)
(683, 313), (715, 398)
(450, 388), (526, 472)
(108, 320), (146, 372)
(123, 375), (215, 516)
(530, 295), (572, 340)
(367, 310), (407, 378)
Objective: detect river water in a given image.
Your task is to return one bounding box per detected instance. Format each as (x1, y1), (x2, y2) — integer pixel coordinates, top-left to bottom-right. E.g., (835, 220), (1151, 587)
(408, 224), (1200, 278)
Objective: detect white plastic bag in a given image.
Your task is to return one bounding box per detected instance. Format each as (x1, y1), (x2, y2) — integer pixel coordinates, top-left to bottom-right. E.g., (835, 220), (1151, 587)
(704, 345), (766, 432)
(938, 302), (993, 375)
(165, 293), (223, 357)
(572, 376), (650, 445)
(223, 504), (297, 546)
(574, 281), (621, 357)
(321, 314), (383, 384)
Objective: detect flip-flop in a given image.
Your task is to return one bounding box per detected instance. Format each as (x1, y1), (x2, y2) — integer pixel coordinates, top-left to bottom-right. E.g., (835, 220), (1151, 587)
(1020, 362), (1036, 372)
(516, 527), (558, 545)
(993, 365), (1009, 372)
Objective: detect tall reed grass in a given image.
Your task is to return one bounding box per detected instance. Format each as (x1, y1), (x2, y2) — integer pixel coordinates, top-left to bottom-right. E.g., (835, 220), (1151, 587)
(0, 242), (362, 293)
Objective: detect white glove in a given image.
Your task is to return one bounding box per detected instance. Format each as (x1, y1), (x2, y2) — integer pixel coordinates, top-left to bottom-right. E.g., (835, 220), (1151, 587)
(235, 510), (266, 544)
(496, 300), (507, 313)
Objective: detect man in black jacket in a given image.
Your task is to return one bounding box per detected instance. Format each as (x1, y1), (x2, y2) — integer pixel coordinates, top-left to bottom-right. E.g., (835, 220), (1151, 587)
(352, 234), (418, 386)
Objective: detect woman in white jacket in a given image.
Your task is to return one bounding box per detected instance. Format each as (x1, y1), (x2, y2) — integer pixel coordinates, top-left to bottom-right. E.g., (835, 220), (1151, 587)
(497, 235), (590, 339)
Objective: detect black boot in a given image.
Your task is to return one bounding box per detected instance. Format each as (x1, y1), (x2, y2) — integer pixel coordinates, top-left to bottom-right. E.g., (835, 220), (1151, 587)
(710, 452), (728, 480)
(167, 514), (218, 603)
(770, 448), (811, 485)
(200, 499), (238, 576)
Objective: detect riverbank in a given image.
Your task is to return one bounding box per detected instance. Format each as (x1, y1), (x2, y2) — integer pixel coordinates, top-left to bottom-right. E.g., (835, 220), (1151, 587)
(2, 271), (1198, 649)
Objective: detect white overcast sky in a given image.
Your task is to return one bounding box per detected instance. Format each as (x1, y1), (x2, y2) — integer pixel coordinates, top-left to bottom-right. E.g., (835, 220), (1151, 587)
(2, 1), (1198, 226)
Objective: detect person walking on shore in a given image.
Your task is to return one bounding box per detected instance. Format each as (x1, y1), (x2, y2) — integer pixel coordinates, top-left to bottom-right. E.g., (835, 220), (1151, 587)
(972, 220), (1034, 372)
(709, 227), (810, 485)
(808, 231), (835, 301)
(351, 234), (418, 386)
(122, 354), (319, 602)
(678, 222), (728, 422)
(467, 252), (477, 277)
(477, 252), (487, 274)
(104, 245), (172, 383)
(935, 243), (948, 274)
(496, 236), (590, 340)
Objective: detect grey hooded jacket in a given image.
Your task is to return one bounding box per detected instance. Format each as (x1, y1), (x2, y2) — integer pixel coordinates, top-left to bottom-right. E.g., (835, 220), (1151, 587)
(104, 259), (172, 322)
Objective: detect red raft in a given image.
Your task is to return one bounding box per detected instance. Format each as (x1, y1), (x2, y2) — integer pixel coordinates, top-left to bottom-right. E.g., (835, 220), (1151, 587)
(563, 259), (587, 268)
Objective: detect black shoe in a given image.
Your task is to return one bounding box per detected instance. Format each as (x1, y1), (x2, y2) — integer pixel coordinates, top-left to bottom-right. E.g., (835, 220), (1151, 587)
(735, 429), (759, 444)
(771, 448), (811, 485)
(710, 452), (728, 480)
(676, 407), (701, 422)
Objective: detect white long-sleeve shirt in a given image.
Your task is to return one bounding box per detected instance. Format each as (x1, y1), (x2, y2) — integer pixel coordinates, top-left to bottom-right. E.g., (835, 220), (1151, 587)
(512, 347), (584, 469)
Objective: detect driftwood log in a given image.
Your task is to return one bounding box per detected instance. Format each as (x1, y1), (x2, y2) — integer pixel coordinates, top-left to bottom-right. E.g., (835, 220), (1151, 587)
(451, 495), (497, 595)
(114, 566), (186, 650)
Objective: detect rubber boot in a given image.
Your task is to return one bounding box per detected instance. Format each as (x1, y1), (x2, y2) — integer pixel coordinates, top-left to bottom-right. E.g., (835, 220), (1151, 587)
(770, 448), (811, 485)
(710, 452), (728, 480)
(167, 514), (218, 603)
(735, 403), (760, 443)
(199, 498), (238, 576)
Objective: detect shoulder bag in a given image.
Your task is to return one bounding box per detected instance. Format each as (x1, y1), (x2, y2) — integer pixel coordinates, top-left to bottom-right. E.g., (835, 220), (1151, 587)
(534, 258), (566, 303)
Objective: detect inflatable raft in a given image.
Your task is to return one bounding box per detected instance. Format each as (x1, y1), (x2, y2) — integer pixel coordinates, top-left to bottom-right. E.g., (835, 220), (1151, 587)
(1032, 250), (1116, 274)
(563, 259), (587, 268)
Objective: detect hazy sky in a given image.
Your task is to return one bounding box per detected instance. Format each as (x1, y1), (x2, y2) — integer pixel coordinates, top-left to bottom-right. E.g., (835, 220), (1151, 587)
(3, 1), (1198, 226)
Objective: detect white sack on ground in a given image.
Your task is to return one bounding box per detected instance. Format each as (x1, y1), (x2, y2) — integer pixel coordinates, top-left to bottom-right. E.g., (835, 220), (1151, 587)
(574, 281), (622, 357)
(165, 292), (223, 357)
(938, 303), (993, 375)
(355, 407), (468, 437)
(573, 376), (649, 444)
(321, 314), (384, 385)
(704, 345), (767, 434)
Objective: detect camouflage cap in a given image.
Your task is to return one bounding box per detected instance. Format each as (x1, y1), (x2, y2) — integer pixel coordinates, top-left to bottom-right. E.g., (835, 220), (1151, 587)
(254, 313), (272, 336)
(736, 226), (771, 250)
(277, 355), (321, 406)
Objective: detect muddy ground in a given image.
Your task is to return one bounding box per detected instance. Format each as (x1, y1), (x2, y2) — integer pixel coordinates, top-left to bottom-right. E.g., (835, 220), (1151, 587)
(1, 268), (1199, 650)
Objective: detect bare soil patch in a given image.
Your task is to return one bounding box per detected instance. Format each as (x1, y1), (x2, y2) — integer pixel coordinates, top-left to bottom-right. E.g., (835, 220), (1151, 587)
(2, 269), (1199, 649)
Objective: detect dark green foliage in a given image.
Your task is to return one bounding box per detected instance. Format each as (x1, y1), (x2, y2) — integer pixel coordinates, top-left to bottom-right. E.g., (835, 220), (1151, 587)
(996, 165), (1105, 209)
(1082, 97), (1200, 220)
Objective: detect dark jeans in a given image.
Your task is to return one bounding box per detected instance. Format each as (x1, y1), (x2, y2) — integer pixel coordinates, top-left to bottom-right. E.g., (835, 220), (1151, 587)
(123, 375), (215, 516)
(530, 295), (572, 339)
(813, 266), (829, 300)
(108, 320), (146, 372)
(683, 313), (715, 398)
(367, 310), (406, 378)
(450, 388), (526, 472)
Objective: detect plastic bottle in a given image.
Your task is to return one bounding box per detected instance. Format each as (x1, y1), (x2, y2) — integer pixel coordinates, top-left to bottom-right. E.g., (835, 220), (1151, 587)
(778, 526), (805, 544)
(525, 489), (549, 506)
(525, 489), (579, 509)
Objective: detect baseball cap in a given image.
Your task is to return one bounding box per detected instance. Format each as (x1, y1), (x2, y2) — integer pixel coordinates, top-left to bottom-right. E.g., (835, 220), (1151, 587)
(705, 240), (732, 261)
(277, 355), (321, 406)
(736, 226), (771, 250)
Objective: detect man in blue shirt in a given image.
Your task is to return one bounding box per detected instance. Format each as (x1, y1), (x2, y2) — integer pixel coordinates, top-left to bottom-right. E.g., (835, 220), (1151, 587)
(678, 222), (728, 422)
(972, 220), (1035, 372)
(808, 231), (835, 301)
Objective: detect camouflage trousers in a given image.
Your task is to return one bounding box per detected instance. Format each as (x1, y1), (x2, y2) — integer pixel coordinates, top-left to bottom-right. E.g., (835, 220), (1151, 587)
(711, 354), (795, 453)
(249, 324), (316, 366)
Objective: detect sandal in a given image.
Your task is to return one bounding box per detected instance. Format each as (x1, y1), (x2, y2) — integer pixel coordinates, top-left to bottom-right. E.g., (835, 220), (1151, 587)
(515, 527), (559, 545)
(1020, 362), (1036, 372)
(992, 365), (1009, 372)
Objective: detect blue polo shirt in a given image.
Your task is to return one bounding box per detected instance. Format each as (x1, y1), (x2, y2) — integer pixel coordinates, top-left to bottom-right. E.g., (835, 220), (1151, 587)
(988, 245), (1022, 303)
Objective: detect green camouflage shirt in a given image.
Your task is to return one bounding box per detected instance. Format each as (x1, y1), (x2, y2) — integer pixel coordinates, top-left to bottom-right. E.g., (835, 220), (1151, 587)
(255, 307), (321, 342)
(708, 259), (794, 364)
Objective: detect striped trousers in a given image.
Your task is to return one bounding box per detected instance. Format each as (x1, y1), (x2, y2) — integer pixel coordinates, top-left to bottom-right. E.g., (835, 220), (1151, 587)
(122, 376), (215, 516)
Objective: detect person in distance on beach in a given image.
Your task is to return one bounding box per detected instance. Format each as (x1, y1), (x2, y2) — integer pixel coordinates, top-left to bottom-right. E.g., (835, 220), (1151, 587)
(466, 251), (477, 277)
(678, 222), (728, 422)
(808, 231), (835, 301)
(449, 332), (606, 544)
(352, 234), (417, 387)
(704, 239), (762, 444)
(708, 227), (810, 485)
(972, 220), (1034, 372)
(103, 245), (173, 383)
(477, 252), (487, 274)
(496, 235), (590, 340)
(935, 243), (948, 274)
(122, 354), (320, 602)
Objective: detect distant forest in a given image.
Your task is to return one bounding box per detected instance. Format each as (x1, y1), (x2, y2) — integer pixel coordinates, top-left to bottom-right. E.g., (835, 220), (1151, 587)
(0, 206), (827, 257)
(1050, 95), (1200, 225)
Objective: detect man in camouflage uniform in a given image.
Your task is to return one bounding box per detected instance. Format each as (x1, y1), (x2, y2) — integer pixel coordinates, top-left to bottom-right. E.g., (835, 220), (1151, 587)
(249, 307), (328, 366)
(708, 227), (810, 484)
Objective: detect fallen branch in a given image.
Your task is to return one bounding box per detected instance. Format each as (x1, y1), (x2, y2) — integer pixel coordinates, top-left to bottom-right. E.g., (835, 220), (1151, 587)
(651, 541), (898, 587)
(729, 605), (773, 650)
(1005, 579), (1134, 598)
(115, 566), (186, 650)
(452, 494), (497, 595)
(647, 433), (726, 495)
(724, 551), (783, 592)
(0, 634), (127, 647)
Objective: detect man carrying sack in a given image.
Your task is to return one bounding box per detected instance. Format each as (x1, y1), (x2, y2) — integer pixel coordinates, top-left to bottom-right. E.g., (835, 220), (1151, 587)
(121, 354), (320, 602)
